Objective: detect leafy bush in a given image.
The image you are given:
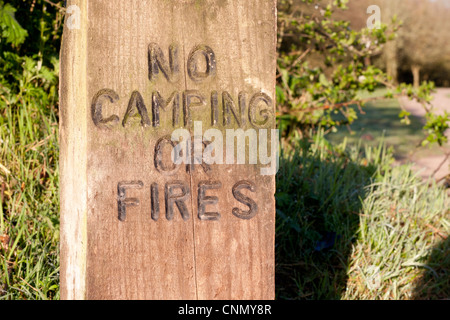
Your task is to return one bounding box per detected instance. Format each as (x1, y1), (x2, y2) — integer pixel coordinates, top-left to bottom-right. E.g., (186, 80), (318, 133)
(0, 0), (62, 299)
(276, 0), (447, 146)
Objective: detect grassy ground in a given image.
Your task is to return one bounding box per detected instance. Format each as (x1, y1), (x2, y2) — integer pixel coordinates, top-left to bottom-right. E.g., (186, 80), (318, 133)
(0, 80), (60, 300)
(276, 133), (449, 299)
(326, 90), (443, 160)
(0, 0), (62, 299)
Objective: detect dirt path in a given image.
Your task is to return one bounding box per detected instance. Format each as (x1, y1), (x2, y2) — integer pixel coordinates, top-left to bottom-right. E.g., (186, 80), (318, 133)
(398, 88), (450, 181)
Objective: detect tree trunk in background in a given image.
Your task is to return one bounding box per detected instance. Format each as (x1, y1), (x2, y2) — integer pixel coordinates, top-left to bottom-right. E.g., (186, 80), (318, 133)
(382, 0), (399, 85)
(412, 64), (421, 88)
(385, 41), (398, 84)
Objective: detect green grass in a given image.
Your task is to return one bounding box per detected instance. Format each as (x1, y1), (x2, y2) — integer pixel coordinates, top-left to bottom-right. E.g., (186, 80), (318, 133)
(0, 88), (60, 300)
(326, 90), (443, 160)
(276, 132), (449, 299)
(344, 166), (449, 299)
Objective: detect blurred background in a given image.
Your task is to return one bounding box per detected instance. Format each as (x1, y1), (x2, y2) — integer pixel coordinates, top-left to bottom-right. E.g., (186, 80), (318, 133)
(277, 0), (450, 181)
(340, 0), (450, 87)
(339, 0), (450, 180)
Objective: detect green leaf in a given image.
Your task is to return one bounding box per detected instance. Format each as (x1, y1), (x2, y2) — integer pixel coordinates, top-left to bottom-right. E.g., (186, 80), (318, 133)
(319, 74), (330, 87)
(42, 65), (56, 80)
(399, 110), (411, 118)
(344, 33), (355, 46)
(0, 3), (28, 46)
(276, 85), (286, 104)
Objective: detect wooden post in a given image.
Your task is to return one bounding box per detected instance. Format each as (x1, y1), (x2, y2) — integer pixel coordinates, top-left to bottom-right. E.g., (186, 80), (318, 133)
(60, 0), (277, 300)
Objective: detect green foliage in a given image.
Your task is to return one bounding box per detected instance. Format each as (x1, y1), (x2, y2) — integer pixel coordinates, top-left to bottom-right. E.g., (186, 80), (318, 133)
(277, 0), (394, 136)
(276, 0), (445, 148)
(0, 0), (62, 300)
(422, 112), (450, 146)
(344, 163), (448, 299)
(276, 132), (449, 299)
(0, 1), (28, 46)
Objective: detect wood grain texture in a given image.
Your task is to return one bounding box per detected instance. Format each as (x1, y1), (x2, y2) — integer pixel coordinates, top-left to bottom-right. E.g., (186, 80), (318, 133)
(59, 0), (88, 300)
(60, 0), (276, 300)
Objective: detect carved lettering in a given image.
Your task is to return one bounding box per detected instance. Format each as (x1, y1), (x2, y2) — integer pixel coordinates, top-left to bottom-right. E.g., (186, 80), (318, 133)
(148, 43), (180, 82)
(117, 181), (144, 221)
(183, 90), (206, 127)
(186, 136), (212, 174)
(91, 89), (120, 129)
(151, 183), (160, 221)
(91, 89), (274, 131)
(187, 45), (216, 82)
(197, 181), (222, 221)
(115, 180), (259, 222)
(154, 136), (181, 175)
(211, 90), (219, 127)
(249, 92), (273, 128)
(152, 91), (180, 127)
(92, 45), (275, 133)
(232, 180), (258, 220)
(165, 181), (190, 221)
(103, 44), (271, 225)
(222, 91), (247, 127)
(122, 90), (151, 128)
(238, 92), (247, 127)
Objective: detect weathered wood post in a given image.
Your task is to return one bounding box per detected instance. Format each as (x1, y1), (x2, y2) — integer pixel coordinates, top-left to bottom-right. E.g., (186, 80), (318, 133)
(60, 0), (277, 300)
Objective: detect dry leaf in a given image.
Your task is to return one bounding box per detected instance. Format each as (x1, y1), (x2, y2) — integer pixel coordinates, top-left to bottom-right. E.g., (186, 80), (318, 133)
(0, 234), (10, 251)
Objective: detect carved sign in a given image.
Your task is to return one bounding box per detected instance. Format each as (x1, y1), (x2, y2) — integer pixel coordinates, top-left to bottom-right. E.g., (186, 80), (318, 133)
(91, 44), (275, 223)
(60, 0), (276, 300)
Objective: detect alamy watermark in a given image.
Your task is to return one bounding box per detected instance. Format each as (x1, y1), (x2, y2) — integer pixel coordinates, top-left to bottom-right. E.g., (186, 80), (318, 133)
(170, 122), (280, 176)
(66, 4), (81, 30)
(367, 5), (381, 30)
